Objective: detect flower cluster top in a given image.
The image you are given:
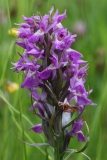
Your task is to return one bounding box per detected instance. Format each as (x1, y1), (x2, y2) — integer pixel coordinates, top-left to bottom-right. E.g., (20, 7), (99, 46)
(12, 7), (95, 148)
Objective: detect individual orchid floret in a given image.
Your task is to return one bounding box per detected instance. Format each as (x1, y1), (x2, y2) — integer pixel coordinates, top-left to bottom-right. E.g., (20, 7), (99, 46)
(69, 119), (85, 142)
(29, 124), (43, 134)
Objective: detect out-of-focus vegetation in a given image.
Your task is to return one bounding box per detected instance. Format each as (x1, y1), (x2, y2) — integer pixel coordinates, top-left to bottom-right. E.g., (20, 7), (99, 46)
(0, 0), (107, 159)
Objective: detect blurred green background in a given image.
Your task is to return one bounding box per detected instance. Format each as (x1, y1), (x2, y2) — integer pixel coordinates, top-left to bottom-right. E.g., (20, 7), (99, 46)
(0, 0), (107, 159)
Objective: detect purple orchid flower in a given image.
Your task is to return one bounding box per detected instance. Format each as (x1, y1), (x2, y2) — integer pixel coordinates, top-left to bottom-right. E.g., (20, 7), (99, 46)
(12, 6), (96, 159)
(69, 119), (85, 142)
(29, 124), (43, 134)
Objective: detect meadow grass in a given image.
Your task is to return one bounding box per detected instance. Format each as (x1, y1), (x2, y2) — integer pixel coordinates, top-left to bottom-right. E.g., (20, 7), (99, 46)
(0, 0), (107, 159)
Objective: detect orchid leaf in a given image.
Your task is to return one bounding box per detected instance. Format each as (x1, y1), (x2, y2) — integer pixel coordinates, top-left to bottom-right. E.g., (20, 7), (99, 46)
(14, 119), (50, 147)
(76, 140), (89, 153)
(63, 149), (77, 160)
(17, 137), (50, 147)
(81, 152), (91, 160)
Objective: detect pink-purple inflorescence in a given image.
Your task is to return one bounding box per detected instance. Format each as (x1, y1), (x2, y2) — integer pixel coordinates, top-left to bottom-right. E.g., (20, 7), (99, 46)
(12, 6), (96, 154)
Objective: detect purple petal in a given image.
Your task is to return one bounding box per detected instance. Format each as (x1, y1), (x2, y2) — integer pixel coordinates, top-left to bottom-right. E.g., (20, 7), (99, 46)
(11, 58), (24, 72)
(49, 6), (54, 15)
(53, 10), (66, 23)
(72, 119), (84, 133)
(39, 69), (51, 79)
(77, 131), (85, 142)
(29, 102), (45, 117)
(29, 124), (43, 134)
(16, 40), (26, 49)
(67, 92), (75, 102)
(70, 73), (77, 89)
(75, 85), (86, 94)
(32, 90), (41, 101)
(15, 23), (30, 28)
(41, 89), (47, 101)
(52, 39), (65, 50)
(21, 76), (39, 89)
(56, 28), (67, 40)
(76, 60), (87, 65)
(27, 48), (44, 57)
(66, 48), (83, 62)
(34, 102), (45, 117)
(57, 10), (66, 23)
(29, 30), (44, 43)
(50, 52), (58, 66)
(22, 15), (34, 25)
(21, 23), (30, 28)
(69, 119), (84, 138)
(77, 64), (88, 78)
(77, 96), (93, 106)
(78, 105), (84, 114)
(18, 28), (31, 39)
(51, 70), (56, 80)
(64, 33), (76, 48)
(39, 15), (49, 31)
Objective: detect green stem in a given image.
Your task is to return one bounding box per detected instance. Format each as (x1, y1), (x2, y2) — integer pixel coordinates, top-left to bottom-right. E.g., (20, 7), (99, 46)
(54, 134), (64, 160)
(54, 148), (59, 160)
(54, 148), (62, 160)
(53, 110), (64, 160)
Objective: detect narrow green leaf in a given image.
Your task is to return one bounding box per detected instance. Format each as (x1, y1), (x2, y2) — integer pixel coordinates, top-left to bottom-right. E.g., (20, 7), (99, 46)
(0, 90), (44, 141)
(81, 152), (91, 160)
